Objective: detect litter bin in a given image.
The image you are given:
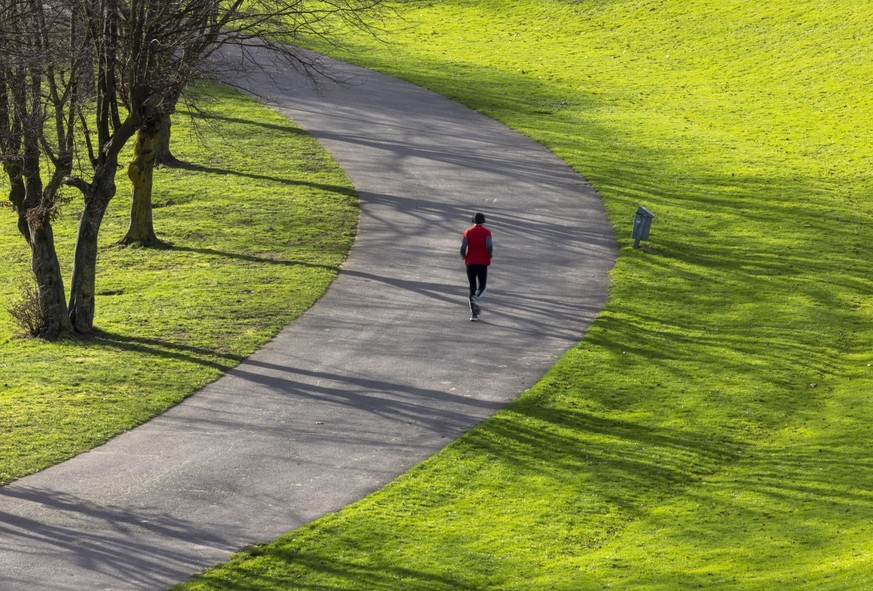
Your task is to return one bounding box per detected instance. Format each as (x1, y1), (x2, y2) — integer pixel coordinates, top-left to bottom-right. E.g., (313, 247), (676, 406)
(632, 206), (654, 248)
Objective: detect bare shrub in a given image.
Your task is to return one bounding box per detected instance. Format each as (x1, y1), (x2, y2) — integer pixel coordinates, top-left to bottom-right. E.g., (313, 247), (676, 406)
(7, 278), (47, 338)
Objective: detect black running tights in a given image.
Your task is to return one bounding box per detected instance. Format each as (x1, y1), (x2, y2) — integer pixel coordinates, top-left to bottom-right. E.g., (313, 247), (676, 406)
(466, 264), (488, 297)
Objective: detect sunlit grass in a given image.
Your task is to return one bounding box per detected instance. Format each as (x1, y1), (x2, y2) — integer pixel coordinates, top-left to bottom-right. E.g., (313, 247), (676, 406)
(176, 1), (873, 589)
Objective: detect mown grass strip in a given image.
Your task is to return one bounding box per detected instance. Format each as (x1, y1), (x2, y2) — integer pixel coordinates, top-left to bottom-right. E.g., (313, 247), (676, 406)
(174, 0), (872, 589)
(0, 82), (357, 486)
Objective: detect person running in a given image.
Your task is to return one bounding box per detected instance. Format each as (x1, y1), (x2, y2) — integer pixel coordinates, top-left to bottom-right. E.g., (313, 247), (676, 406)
(460, 212), (493, 321)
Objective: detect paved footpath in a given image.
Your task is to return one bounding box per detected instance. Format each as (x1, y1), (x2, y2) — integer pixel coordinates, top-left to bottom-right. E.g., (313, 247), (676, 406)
(0, 47), (616, 590)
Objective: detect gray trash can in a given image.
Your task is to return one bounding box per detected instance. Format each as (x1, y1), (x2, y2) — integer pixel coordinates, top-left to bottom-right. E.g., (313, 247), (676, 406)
(632, 206), (654, 248)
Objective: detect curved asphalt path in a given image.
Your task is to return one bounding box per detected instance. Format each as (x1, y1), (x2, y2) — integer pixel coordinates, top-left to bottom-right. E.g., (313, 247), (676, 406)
(0, 47), (616, 590)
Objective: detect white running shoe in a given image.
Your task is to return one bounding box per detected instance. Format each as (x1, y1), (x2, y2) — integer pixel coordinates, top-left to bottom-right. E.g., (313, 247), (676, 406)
(469, 294), (480, 315)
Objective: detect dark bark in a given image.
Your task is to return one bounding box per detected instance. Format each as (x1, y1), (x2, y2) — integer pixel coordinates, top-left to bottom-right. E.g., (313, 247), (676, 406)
(68, 122), (135, 334)
(68, 109), (137, 333)
(8, 112), (73, 336)
(4, 157), (72, 337)
(3, 164), (31, 243)
(28, 221), (71, 338)
(68, 179), (113, 334)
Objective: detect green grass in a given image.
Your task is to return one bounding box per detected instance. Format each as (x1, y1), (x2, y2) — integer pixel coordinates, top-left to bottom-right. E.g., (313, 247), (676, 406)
(174, 1), (873, 589)
(0, 82), (357, 485)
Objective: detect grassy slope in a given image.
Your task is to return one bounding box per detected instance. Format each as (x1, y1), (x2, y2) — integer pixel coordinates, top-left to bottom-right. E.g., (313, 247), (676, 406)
(0, 83), (357, 485)
(176, 1), (873, 589)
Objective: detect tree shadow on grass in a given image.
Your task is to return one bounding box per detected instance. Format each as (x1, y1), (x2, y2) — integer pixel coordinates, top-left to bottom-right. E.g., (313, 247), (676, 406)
(170, 160), (357, 197)
(579, 409), (873, 588)
(167, 244), (341, 271)
(182, 547), (478, 591)
(196, 112), (312, 136)
(470, 402), (741, 516)
(88, 330), (245, 373)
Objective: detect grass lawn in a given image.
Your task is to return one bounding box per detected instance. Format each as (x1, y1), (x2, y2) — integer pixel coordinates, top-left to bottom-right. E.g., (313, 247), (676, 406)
(0, 82), (357, 486)
(174, 1), (873, 589)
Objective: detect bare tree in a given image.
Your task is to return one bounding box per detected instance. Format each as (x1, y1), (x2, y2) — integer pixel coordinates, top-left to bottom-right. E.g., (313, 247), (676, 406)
(61, 0), (162, 332)
(119, 0), (388, 247)
(1, 0), (88, 337)
(2, 0), (387, 337)
(118, 0), (243, 246)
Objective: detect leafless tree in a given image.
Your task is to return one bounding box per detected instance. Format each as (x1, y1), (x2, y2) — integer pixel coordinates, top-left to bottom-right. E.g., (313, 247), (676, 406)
(1, 0), (387, 337)
(1, 0), (89, 337)
(118, 0), (388, 247)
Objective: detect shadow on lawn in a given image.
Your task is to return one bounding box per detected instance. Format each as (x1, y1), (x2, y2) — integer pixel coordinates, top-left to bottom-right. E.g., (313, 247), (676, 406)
(88, 330), (244, 372)
(581, 405), (873, 588)
(168, 244), (341, 271)
(479, 403), (741, 516)
(182, 548), (476, 591)
(195, 112), (311, 135)
(170, 160), (356, 197)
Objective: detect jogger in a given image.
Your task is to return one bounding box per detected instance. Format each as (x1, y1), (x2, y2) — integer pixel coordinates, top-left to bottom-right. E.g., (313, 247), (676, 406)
(460, 213), (493, 321)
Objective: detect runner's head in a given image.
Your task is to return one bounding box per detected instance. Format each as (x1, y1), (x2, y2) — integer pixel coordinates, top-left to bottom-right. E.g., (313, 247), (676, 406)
(472, 212), (486, 224)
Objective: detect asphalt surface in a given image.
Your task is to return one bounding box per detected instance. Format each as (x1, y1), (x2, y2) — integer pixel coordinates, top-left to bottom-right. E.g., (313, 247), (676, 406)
(0, 46), (617, 590)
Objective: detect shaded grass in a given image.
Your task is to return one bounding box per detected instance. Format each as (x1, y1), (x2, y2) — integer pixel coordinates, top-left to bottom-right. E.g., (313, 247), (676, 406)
(175, 1), (873, 590)
(0, 82), (357, 485)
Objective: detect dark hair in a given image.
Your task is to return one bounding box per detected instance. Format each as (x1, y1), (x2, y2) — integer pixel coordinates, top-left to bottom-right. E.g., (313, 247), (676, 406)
(472, 212), (486, 224)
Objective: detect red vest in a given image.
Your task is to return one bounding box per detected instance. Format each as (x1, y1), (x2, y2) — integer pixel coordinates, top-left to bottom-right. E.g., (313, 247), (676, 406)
(463, 225), (492, 265)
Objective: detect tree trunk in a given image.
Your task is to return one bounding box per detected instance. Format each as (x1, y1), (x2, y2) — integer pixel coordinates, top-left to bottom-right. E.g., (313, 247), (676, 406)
(154, 112), (179, 166)
(5, 160), (71, 338)
(28, 220), (72, 338)
(120, 125), (162, 246)
(4, 166), (31, 243)
(68, 108), (137, 333)
(68, 180), (114, 334)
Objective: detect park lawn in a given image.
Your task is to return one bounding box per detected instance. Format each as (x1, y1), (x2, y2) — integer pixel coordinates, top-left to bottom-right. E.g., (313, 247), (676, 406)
(0, 82), (357, 485)
(176, 1), (873, 590)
